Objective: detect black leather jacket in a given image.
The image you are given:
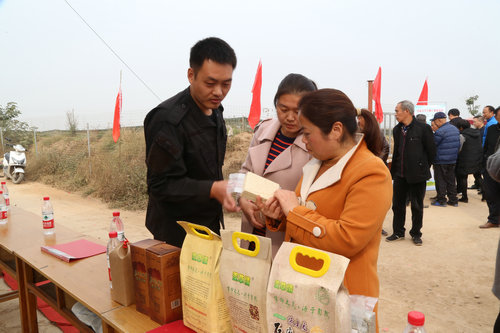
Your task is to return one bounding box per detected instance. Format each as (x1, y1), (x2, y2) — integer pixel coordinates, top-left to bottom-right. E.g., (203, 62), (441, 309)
(391, 117), (436, 183)
(143, 87), (227, 247)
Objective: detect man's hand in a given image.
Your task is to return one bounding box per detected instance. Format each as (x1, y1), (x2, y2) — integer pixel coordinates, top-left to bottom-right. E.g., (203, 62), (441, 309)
(239, 197), (265, 229)
(210, 180), (240, 212)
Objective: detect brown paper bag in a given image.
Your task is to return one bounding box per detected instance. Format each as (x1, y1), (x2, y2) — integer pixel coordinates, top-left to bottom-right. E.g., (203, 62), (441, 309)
(220, 230), (272, 333)
(177, 221), (232, 333)
(110, 242), (135, 306)
(267, 242), (351, 333)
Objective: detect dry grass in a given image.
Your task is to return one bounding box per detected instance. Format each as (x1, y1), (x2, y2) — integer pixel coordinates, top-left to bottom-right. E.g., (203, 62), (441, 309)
(26, 128), (251, 210)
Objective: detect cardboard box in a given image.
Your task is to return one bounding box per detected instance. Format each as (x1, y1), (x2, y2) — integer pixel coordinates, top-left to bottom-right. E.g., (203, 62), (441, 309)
(146, 243), (182, 325)
(130, 239), (163, 315)
(241, 172), (280, 202)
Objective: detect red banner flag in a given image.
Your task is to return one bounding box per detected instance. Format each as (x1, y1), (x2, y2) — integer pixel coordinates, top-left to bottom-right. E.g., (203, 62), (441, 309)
(248, 60), (262, 129)
(372, 67), (383, 123)
(112, 86), (122, 143)
(417, 79), (428, 105)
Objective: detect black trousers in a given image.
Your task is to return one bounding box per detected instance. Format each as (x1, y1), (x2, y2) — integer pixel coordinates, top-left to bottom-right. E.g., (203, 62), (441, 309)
(456, 174), (468, 199)
(392, 176), (426, 238)
(483, 170), (500, 224)
(434, 164), (458, 204)
(473, 171), (483, 188)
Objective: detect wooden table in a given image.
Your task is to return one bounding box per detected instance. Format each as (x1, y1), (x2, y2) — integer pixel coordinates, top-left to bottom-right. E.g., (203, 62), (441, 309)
(102, 304), (160, 333)
(0, 206), (82, 332)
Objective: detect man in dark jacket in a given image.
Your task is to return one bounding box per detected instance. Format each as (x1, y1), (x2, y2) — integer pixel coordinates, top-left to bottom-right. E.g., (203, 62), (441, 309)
(448, 108), (462, 128)
(455, 119), (482, 202)
(386, 100), (436, 246)
(480, 106), (500, 228)
(470, 115), (486, 193)
(431, 112), (461, 207)
(143, 37), (239, 247)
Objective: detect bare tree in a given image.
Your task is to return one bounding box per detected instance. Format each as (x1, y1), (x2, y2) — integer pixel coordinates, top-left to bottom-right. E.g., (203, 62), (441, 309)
(66, 109), (78, 136)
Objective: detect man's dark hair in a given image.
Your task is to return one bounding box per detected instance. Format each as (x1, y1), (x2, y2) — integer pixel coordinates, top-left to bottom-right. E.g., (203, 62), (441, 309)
(485, 105), (495, 113)
(457, 118), (471, 130)
(448, 108), (460, 117)
(189, 37), (237, 74)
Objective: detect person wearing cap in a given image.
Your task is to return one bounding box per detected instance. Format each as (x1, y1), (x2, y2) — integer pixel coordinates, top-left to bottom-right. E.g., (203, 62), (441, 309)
(430, 111), (461, 207)
(386, 100), (435, 246)
(480, 106), (500, 228)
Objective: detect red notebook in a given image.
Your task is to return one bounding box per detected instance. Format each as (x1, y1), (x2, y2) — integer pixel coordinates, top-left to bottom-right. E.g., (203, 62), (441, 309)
(41, 239), (106, 262)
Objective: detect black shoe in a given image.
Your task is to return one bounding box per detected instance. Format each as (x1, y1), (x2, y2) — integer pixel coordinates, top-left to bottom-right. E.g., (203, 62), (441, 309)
(386, 234), (404, 242)
(478, 190), (483, 195)
(381, 229), (388, 236)
(458, 197), (468, 203)
(412, 237), (423, 246)
(469, 184), (479, 190)
(447, 201), (458, 207)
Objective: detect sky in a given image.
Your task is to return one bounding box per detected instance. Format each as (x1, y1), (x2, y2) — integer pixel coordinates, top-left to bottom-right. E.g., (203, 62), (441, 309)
(1, 0), (499, 131)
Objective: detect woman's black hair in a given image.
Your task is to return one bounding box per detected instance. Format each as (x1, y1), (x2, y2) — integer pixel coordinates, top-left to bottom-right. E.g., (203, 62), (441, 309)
(273, 74), (317, 106)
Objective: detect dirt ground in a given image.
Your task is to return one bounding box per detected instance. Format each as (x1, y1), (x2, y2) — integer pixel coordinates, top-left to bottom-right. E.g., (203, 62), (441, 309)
(0, 179), (498, 332)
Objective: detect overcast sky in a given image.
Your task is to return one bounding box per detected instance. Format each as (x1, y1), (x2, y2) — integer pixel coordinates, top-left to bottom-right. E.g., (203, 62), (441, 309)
(1, 0), (499, 131)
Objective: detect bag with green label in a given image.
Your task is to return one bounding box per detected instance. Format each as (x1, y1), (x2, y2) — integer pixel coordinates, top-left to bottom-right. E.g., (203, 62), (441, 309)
(266, 242), (351, 333)
(177, 221), (232, 333)
(220, 230), (272, 333)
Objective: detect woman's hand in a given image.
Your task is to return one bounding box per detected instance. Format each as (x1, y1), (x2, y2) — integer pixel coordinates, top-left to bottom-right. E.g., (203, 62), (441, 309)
(255, 196), (283, 220)
(239, 197), (265, 229)
(273, 189), (299, 216)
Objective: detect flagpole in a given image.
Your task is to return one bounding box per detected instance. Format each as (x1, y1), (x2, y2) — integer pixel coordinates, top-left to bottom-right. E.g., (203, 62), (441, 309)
(118, 70), (122, 161)
(367, 80), (373, 112)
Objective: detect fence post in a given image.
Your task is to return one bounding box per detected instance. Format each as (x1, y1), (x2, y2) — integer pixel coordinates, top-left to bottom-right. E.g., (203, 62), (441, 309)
(87, 123), (91, 177)
(0, 128), (3, 156)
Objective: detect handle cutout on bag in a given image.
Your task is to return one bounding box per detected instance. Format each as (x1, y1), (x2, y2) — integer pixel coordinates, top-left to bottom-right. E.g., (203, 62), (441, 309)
(187, 223), (213, 240)
(289, 246), (330, 278)
(231, 232), (259, 257)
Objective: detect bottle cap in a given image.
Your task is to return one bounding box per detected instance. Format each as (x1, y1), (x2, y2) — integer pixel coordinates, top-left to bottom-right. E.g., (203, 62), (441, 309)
(109, 231), (118, 238)
(112, 212), (120, 217)
(1, 182), (5, 185)
(0, 191), (3, 195)
(408, 311), (425, 326)
(43, 196), (50, 201)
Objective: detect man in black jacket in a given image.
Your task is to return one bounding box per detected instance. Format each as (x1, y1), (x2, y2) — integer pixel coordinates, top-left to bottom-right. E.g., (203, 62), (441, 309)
(143, 37), (239, 247)
(386, 100), (436, 246)
(480, 106), (500, 228)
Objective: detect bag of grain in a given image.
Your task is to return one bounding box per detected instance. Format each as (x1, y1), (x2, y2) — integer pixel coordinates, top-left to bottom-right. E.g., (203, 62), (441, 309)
(220, 230), (272, 333)
(267, 242), (351, 333)
(177, 221), (231, 333)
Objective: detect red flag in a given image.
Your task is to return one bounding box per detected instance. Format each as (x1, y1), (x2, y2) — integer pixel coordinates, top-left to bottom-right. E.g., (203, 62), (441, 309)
(248, 60), (262, 129)
(417, 79), (428, 105)
(112, 86), (122, 143)
(372, 67), (383, 123)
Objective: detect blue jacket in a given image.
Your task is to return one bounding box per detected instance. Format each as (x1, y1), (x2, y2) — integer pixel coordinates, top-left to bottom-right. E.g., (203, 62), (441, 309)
(434, 122), (460, 164)
(483, 116), (499, 146)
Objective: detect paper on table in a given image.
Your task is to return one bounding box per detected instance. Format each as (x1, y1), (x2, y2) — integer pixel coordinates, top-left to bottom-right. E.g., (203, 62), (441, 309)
(41, 239), (106, 262)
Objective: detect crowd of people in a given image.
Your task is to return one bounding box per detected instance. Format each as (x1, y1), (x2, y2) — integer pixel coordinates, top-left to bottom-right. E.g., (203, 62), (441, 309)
(142, 37), (500, 331)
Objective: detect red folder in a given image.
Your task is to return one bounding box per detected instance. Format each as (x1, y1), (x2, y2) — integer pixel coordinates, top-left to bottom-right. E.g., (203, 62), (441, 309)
(41, 239), (106, 262)
(146, 320), (195, 333)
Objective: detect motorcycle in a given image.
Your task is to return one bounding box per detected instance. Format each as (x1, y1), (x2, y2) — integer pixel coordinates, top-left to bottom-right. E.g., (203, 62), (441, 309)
(1, 141), (27, 184)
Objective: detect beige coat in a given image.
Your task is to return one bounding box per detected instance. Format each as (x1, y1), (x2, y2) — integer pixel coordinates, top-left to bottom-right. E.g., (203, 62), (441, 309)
(240, 118), (310, 256)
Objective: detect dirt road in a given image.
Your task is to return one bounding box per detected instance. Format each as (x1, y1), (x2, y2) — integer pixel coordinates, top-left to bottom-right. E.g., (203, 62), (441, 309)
(1, 180), (498, 332)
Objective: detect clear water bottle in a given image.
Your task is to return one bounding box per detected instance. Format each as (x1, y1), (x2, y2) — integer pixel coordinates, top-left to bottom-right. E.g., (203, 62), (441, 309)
(42, 196), (55, 235)
(106, 231), (120, 289)
(403, 311), (426, 333)
(1, 182), (10, 210)
(0, 191), (7, 225)
(110, 211), (126, 242)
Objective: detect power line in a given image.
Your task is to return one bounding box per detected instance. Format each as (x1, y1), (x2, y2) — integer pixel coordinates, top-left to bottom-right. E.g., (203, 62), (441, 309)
(62, 0), (162, 101)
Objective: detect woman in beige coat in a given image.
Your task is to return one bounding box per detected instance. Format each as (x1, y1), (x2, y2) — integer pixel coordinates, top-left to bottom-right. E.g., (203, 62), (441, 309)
(239, 73), (317, 256)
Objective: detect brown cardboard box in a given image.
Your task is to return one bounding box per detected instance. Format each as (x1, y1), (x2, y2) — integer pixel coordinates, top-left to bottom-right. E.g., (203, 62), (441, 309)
(146, 243), (182, 325)
(130, 239), (163, 315)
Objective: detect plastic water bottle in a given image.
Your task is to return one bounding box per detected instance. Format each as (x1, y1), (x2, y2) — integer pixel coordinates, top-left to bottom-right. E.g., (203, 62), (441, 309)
(110, 212), (126, 242)
(403, 311), (427, 333)
(0, 191), (7, 225)
(106, 231), (120, 289)
(1, 182), (10, 210)
(42, 197), (55, 235)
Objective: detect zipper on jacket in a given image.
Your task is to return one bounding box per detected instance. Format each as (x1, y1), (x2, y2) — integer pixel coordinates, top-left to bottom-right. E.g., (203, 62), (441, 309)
(400, 128), (407, 177)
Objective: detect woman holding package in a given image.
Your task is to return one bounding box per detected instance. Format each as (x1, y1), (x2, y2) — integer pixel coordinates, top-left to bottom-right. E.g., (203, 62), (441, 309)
(262, 89), (392, 327)
(239, 73), (317, 256)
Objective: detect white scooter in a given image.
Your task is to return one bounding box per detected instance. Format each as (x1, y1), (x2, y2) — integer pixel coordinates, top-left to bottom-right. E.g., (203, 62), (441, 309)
(1, 142), (27, 184)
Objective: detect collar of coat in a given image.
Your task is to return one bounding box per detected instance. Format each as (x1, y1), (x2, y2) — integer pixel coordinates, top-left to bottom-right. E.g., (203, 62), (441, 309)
(256, 118), (307, 151)
(300, 133), (364, 201)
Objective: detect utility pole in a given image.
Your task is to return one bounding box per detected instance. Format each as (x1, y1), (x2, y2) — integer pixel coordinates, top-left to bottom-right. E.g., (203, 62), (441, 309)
(367, 80), (373, 112)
